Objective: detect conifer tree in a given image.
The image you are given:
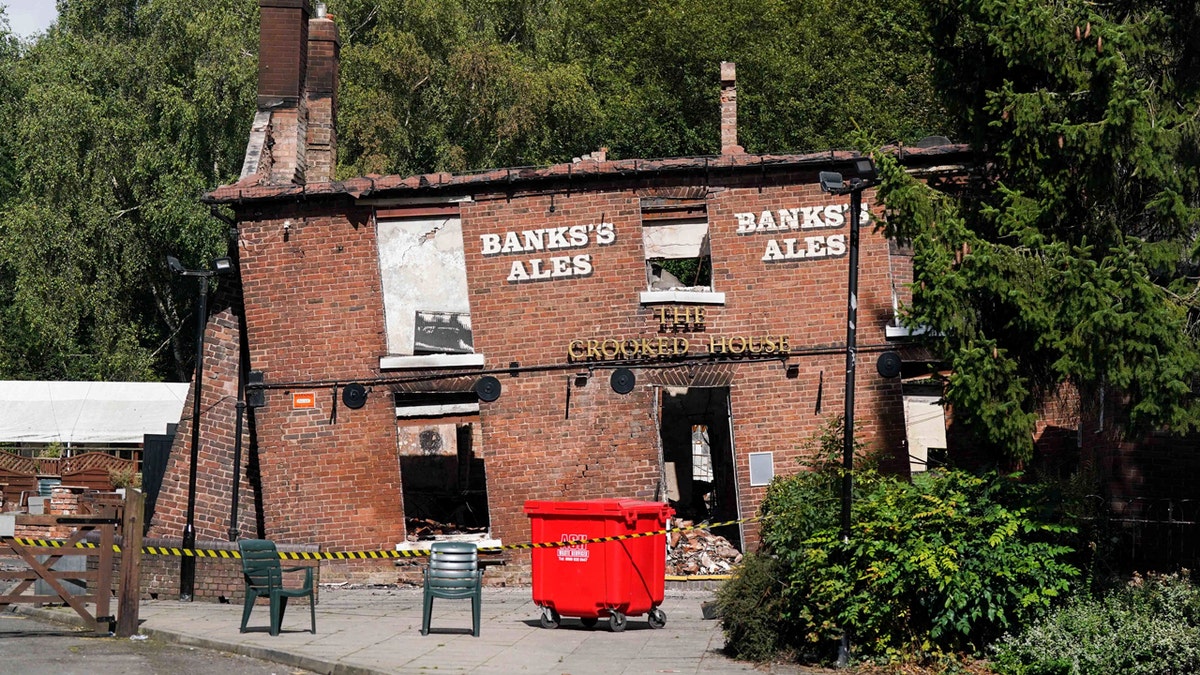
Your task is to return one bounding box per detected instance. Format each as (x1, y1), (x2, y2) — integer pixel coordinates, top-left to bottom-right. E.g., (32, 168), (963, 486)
(877, 1), (1200, 460)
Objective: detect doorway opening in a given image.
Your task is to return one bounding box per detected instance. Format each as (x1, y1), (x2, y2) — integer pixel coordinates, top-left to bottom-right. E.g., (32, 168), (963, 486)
(660, 386), (741, 551)
(397, 412), (490, 541)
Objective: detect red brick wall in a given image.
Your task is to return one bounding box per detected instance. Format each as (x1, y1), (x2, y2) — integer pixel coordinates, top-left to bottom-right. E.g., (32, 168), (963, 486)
(304, 15), (338, 182)
(454, 178), (910, 561)
(157, 169), (926, 585)
(462, 191), (662, 553)
(148, 283), (257, 546)
(234, 203), (405, 551)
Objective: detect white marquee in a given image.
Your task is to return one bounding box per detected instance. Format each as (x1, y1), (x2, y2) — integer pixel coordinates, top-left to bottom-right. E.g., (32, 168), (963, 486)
(0, 381), (189, 444)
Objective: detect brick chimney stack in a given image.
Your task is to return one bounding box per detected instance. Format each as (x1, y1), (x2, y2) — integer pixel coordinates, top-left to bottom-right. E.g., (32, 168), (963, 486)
(255, 0), (310, 185)
(304, 3), (339, 183)
(720, 61), (743, 155)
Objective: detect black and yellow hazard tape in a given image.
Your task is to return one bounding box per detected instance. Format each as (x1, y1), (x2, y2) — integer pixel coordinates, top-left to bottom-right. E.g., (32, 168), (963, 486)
(2, 515), (763, 560)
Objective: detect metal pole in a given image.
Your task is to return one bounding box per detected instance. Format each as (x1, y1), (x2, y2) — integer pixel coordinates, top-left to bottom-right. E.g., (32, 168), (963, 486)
(229, 393), (245, 542)
(180, 276), (208, 601)
(836, 187), (863, 670)
(841, 188), (861, 544)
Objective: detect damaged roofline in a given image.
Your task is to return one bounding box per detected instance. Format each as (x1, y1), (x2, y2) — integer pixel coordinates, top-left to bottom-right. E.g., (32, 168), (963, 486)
(201, 144), (972, 208)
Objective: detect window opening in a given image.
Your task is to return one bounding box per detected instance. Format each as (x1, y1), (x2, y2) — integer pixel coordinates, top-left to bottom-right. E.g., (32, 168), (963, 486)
(641, 199), (712, 293)
(902, 382), (948, 473)
(691, 425), (713, 482)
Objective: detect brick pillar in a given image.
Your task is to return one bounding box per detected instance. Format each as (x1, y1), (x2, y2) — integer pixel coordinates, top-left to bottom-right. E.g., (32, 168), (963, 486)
(305, 7), (339, 183)
(258, 0), (310, 185)
(720, 61), (743, 155)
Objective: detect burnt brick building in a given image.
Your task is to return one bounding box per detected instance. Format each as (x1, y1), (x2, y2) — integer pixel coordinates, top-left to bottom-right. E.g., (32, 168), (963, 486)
(145, 0), (981, 591)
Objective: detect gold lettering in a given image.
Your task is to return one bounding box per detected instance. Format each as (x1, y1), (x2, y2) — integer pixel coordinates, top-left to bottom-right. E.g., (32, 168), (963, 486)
(624, 339), (639, 357)
(728, 336), (747, 354)
(640, 338), (655, 356)
(674, 337), (690, 355)
(672, 306), (687, 326)
(695, 307), (706, 326)
(709, 335), (727, 354)
(655, 307), (669, 329)
(602, 339), (620, 358)
(569, 333), (791, 360)
(568, 340), (586, 360)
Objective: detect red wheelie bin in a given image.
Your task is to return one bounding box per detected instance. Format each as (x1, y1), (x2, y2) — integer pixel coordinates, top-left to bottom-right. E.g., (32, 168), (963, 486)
(524, 498), (674, 632)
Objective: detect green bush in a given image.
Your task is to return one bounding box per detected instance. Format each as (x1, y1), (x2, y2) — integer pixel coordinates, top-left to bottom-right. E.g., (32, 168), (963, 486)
(992, 572), (1200, 675)
(720, 418), (1080, 664)
(714, 551), (789, 662)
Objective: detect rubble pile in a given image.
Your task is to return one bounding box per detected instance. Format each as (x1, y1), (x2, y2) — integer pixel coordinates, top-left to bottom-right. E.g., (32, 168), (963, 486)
(667, 521), (743, 576)
(404, 518), (487, 541)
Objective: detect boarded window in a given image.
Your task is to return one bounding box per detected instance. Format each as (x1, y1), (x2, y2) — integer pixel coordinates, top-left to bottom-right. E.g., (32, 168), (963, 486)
(378, 215), (472, 355)
(903, 387), (948, 473)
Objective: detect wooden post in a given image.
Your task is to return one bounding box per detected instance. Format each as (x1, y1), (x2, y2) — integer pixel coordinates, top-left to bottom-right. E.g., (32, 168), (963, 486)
(116, 489), (144, 637)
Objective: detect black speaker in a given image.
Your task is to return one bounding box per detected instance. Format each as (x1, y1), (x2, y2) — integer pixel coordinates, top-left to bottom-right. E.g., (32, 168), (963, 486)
(610, 368), (636, 394)
(342, 383), (368, 409)
(475, 376), (502, 402)
(246, 370), (266, 408)
(876, 351), (902, 378)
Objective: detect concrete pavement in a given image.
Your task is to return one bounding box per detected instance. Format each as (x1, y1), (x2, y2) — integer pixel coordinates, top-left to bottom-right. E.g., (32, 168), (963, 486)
(7, 585), (822, 674)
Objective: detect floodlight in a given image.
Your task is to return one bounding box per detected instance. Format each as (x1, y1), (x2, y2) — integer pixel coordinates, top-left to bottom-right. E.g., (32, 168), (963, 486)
(853, 157), (876, 181)
(819, 171), (844, 194)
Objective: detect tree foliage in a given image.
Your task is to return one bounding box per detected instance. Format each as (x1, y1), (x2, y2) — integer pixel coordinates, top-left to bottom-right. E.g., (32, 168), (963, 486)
(877, 1), (1200, 459)
(331, 0), (946, 175)
(0, 0), (257, 380)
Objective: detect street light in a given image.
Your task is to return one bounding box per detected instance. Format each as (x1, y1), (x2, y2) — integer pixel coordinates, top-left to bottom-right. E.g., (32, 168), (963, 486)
(819, 157), (875, 668)
(817, 157), (876, 543)
(168, 254), (233, 602)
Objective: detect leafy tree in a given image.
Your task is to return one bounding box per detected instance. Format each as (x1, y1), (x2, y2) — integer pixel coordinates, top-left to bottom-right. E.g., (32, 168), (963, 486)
(333, 0), (607, 175)
(0, 0), (257, 380)
(877, 1), (1200, 460)
(330, 0), (947, 175)
(568, 0), (945, 158)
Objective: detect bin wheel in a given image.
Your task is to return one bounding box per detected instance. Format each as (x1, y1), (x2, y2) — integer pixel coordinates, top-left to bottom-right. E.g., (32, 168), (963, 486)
(540, 607), (561, 629)
(648, 608), (667, 629)
(580, 617), (598, 629)
(609, 611), (627, 632)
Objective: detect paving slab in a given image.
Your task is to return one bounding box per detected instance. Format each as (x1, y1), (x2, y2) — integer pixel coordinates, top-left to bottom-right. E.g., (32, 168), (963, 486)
(7, 585), (825, 674)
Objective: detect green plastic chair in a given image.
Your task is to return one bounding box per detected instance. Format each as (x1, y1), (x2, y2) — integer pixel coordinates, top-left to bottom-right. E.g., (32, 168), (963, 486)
(238, 539), (316, 636)
(421, 541), (483, 637)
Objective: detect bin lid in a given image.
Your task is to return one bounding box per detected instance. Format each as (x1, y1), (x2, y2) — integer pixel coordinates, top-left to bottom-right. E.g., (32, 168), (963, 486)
(523, 498), (673, 518)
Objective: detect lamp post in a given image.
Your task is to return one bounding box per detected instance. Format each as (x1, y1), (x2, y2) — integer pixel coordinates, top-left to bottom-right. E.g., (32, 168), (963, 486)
(168, 254), (233, 602)
(818, 158), (875, 667)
